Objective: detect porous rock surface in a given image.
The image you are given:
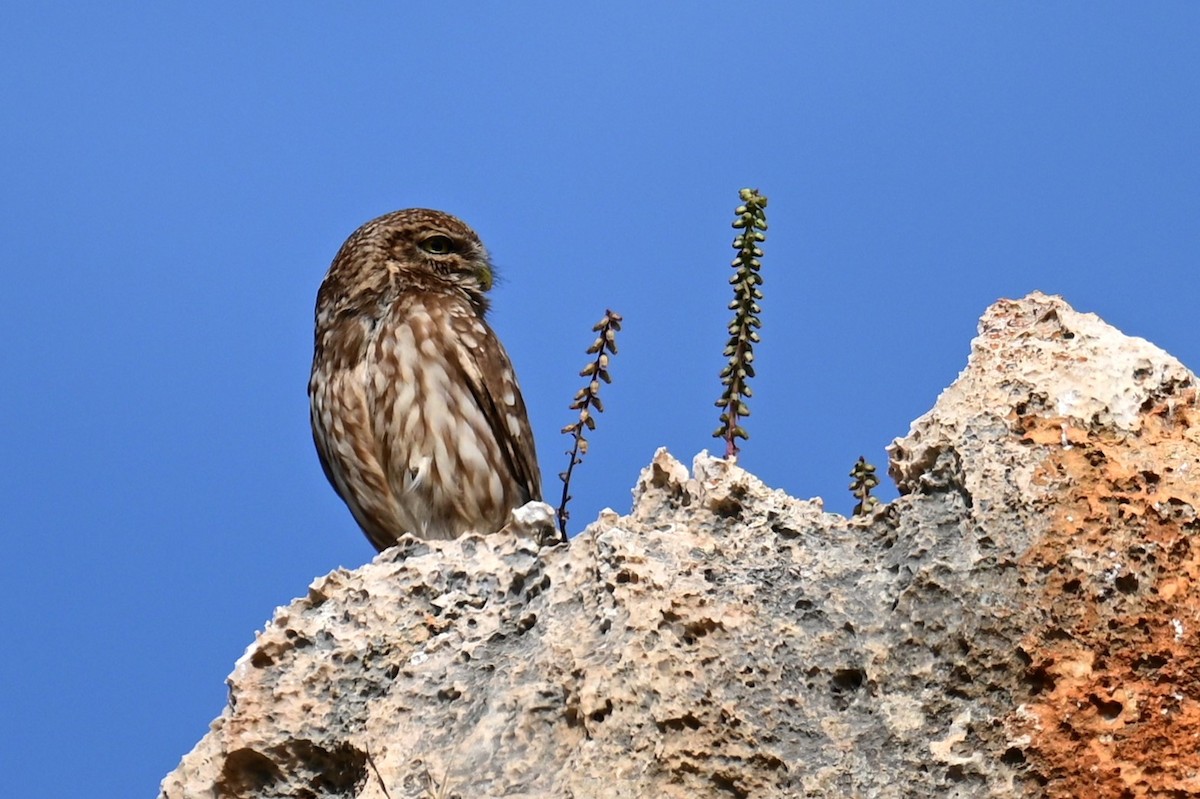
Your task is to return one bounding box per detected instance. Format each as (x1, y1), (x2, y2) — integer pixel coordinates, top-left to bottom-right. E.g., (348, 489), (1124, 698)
(161, 292), (1200, 798)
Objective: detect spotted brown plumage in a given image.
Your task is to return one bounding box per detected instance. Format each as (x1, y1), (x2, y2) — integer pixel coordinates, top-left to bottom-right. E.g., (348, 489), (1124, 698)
(308, 208), (541, 549)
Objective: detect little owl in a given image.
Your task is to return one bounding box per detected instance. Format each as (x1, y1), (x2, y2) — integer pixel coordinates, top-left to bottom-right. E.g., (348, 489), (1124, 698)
(308, 208), (542, 550)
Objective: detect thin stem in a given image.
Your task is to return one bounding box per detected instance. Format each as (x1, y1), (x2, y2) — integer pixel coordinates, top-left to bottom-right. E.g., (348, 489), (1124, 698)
(557, 309), (622, 538)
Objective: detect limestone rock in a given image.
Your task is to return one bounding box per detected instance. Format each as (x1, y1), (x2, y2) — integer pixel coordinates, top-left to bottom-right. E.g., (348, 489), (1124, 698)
(161, 292), (1200, 798)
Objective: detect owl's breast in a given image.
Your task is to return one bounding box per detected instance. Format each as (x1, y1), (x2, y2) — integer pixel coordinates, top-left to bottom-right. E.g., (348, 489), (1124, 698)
(366, 300), (511, 539)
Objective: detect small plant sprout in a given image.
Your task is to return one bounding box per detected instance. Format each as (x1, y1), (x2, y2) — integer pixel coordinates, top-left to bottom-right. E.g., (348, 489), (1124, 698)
(557, 309), (623, 538)
(365, 747), (394, 799)
(850, 456), (880, 516)
(714, 187), (768, 460)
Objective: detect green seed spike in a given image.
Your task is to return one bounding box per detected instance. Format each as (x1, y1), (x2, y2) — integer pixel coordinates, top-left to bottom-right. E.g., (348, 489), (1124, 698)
(850, 456), (882, 516)
(714, 188), (768, 460)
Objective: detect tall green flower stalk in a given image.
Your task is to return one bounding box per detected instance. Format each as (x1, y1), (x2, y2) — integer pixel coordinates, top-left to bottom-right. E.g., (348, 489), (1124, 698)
(714, 188), (768, 460)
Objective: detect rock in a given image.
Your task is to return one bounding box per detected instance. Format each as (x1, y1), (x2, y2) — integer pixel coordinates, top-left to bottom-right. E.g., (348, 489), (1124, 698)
(160, 292), (1200, 798)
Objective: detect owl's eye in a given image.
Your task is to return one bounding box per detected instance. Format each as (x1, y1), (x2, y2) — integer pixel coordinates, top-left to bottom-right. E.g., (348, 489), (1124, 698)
(419, 235), (456, 255)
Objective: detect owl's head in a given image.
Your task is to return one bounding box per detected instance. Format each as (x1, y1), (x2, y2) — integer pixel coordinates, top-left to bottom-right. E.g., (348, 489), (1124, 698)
(323, 208), (497, 316)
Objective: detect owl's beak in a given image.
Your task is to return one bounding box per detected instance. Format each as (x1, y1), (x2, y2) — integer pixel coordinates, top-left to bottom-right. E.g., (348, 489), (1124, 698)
(475, 262), (494, 292)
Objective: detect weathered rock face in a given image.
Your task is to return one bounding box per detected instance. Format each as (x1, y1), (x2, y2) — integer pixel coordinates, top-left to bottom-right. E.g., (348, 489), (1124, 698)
(161, 293), (1200, 798)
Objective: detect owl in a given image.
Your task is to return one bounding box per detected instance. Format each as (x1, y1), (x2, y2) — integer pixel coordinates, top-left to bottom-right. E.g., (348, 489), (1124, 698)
(308, 208), (542, 550)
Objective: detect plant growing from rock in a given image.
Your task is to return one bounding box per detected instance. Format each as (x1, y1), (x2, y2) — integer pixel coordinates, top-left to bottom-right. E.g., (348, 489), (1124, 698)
(557, 309), (623, 537)
(849, 456), (880, 516)
(714, 188), (768, 460)
(365, 748), (393, 799)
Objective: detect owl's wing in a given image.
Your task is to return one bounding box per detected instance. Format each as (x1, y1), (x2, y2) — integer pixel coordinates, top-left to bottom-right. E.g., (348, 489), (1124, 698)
(311, 314), (363, 502)
(310, 310), (403, 550)
(447, 310), (543, 505)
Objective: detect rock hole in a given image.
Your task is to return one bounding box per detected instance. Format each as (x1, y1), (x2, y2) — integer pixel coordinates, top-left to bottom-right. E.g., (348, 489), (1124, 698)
(288, 633), (313, 650)
(710, 495), (744, 518)
(772, 523), (801, 539)
(683, 617), (724, 639)
(305, 587), (329, 608)
(296, 741), (368, 795)
(657, 712), (703, 732)
(950, 664), (973, 686)
(508, 574), (526, 596)
(1089, 694), (1123, 720)
(1024, 665), (1056, 696)
(710, 771), (748, 798)
(1001, 747), (1026, 766)
(590, 699), (613, 724)
(219, 748), (281, 797)
(1044, 626), (1073, 641)
(1115, 573), (1138, 594)
(831, 668), (865, 700)
(523, 573), (552, 600)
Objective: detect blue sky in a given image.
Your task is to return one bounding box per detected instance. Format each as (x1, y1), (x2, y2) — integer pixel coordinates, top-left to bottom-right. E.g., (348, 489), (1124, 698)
(3, 5), (1198, 796)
